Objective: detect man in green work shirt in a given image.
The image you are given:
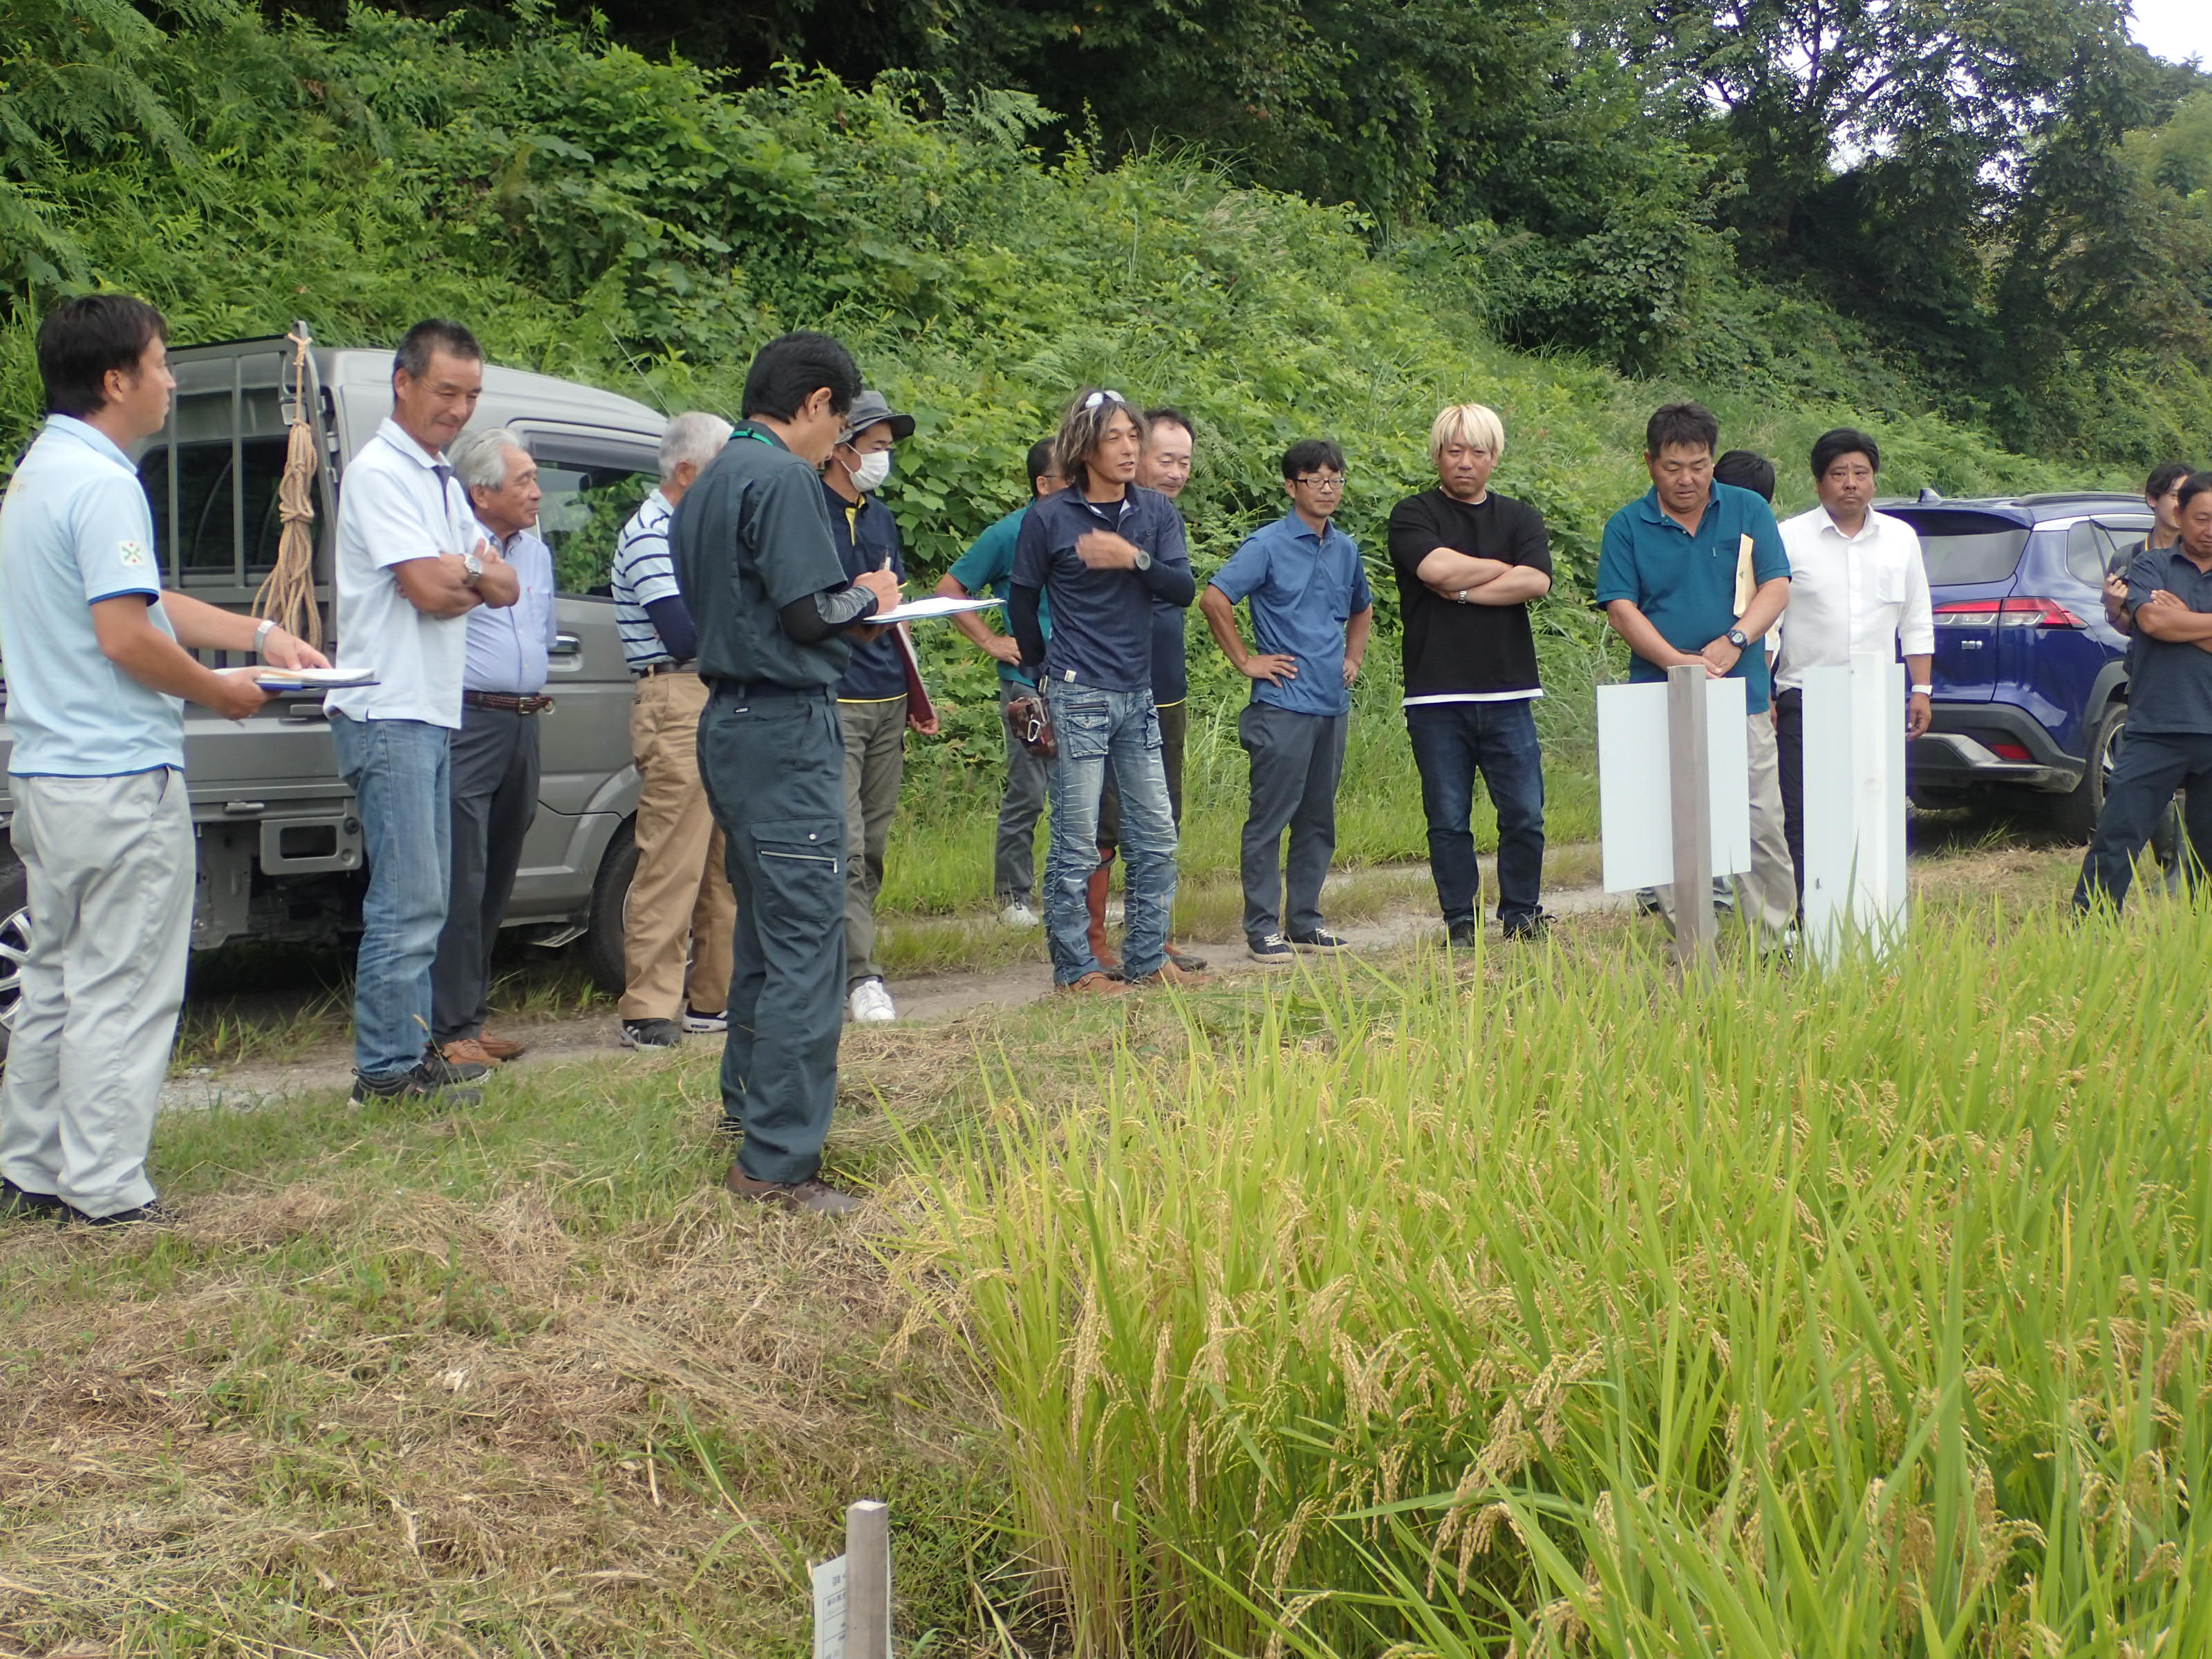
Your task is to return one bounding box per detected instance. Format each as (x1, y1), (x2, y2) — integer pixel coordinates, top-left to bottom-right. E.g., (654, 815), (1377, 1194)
(671, 332), (901, 1216)
(936, 438), (1065, 926)
(1595, 401), (1794, 944)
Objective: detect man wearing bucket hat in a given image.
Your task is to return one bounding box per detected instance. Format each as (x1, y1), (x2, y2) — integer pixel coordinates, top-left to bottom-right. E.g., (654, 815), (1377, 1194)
(823, 389), (932, 1024)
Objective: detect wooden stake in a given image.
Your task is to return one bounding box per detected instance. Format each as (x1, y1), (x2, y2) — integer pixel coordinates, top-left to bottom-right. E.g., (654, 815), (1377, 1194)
(843, 1499), (890, 1659)
(1667, 662), (1716, 968)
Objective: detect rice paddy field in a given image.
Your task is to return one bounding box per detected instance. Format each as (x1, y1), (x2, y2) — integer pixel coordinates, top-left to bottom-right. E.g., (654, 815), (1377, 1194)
(3, 845), (2206, 1657)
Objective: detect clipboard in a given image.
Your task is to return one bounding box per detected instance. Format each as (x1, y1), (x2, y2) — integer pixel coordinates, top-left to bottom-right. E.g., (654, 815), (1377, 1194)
(1732, 533), (1755, 619)
(894, 623), (936, 729)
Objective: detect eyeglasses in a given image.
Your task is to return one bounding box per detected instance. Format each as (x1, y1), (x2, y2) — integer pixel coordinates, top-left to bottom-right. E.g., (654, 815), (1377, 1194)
(1293, 475), (1347, 491)
(1081, 390), (1127, 411)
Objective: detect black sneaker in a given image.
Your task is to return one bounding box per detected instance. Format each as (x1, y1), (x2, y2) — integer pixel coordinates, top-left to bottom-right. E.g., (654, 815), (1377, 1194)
(683, 1007), (729, 1034)
(1445, 918), (1481, 948)
(351, 1062), (484, 1107)
(61, 1199), (176, 1228)
(1501, 910), (1553, 941)
(1289, 928), (1351, 953)
(621, 1018), (685, 1050)
(418, 1049), (490, 1087)
(1247, 932), (1296, 966)
(1, 1177), (62, 1220)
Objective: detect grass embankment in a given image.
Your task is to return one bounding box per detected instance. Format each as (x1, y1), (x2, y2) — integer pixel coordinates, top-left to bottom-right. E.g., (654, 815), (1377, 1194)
(12, 843), (2202, 1659)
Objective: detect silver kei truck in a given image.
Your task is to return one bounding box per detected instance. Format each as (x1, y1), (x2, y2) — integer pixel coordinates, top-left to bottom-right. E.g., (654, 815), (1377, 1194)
(0, 334), (671, 1060)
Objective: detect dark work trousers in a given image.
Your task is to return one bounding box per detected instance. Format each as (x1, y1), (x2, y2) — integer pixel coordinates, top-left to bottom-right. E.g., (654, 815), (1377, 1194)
(1096, 698), (1182, 856)
(430, 703), (541, 1045)
(1238, 703), (1348, 943)
(1772, 688), (1808, 911)
(994, 691), (1050, 905)
(1403, 698), (1547, 926)
(2074, 729), (2212, 912)
(700, 684), (849, 1185)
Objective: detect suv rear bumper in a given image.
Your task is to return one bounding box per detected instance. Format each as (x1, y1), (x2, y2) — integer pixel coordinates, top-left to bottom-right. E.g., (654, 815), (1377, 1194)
(1907, 702), (2084, 795)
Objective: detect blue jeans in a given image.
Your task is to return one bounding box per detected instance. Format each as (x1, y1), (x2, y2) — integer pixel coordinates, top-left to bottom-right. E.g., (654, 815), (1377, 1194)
(332, 714), (453, 1080)
(1043, 680), (1177, 982)
(1403, 699), (1546, 926)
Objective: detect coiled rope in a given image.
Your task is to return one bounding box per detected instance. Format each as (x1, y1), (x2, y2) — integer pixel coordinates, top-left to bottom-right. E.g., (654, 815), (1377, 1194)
(251, 326), (323, 649)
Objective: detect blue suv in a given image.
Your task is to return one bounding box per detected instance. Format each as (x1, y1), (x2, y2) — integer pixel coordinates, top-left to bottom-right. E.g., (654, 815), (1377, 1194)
(1887, 491), (2153, 840)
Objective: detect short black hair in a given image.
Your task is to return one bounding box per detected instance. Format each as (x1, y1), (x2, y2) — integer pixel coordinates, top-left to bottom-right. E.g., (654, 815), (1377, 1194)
(37, 294), (169, 419)
(1714, 450), (1776, 502)
(2178, 471), (2212, 513)
(1644, 402), (1719, 459)
(2148, 462), (2194, 500)
(1282, 438), (1345, 480)
(1026, 438), (1058, 496)
(393, 319), (482, 381)
(1810, 427), (1881, 481)
(740, 331), (860, 424)
(1144, 407), (1193, 439)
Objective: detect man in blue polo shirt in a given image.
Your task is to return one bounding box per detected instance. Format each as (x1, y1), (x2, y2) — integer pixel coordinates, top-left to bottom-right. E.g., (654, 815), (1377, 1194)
(1009, 389), (1198, 992)
(1199, 439), (1373, 964)
(2077, 471), (2212, 912)
(1595, 402), (1794, 943)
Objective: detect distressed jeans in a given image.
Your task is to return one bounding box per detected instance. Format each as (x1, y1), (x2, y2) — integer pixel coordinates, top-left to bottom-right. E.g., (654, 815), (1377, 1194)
(332, 714), (453, 1081)
(1042, 679), (1177, 983)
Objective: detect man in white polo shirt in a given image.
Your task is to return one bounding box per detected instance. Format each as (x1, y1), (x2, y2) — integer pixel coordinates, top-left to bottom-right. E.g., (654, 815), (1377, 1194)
(1772, 426), (1934, 909)
(327, 319), (521, 1105)
(0, 294), (325, 1225)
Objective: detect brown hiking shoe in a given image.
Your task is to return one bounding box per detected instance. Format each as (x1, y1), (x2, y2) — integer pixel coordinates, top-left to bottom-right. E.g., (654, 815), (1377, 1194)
(1128, 959), (1208, 989)
(440, 1038), (501, 1067)
(474, 1030), (529, 1061)
(722, 1165), (861, 1215)
(1056, 971), (1127, 995)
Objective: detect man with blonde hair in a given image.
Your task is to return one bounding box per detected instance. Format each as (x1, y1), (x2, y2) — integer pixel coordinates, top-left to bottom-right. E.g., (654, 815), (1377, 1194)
(1386, 403), (1555, 944)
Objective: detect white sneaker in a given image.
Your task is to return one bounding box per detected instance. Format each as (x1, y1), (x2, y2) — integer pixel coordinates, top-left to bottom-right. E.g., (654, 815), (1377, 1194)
(847, 978), (898, 1023)
(997, 901), (1041, 928)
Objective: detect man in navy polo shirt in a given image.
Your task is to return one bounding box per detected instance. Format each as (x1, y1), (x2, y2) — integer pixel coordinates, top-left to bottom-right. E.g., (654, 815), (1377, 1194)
(1595, 402), (1795, 943)
(1199, 439), (1372, 964)
(1009, 390), (1199, 992)
(2077, 471), (2212, 912)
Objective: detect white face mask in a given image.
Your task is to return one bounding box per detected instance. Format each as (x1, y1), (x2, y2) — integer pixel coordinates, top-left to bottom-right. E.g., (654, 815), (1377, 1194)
(848, 448), (892, 493)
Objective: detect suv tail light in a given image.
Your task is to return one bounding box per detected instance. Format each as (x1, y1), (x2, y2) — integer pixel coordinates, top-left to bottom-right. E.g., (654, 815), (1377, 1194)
(1931, 598), (2086, 628)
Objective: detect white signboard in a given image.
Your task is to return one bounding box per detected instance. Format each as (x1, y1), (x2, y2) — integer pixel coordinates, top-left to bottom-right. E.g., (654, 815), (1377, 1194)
(1800, 657), (1908, 964)
(813, 1556), (848, 1659)
(1597, 677), (1752, 892)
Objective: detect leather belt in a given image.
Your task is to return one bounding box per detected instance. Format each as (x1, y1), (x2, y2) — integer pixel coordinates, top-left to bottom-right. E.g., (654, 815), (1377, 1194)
(633, 659), (699, 679)
(464, 691), (554, 715)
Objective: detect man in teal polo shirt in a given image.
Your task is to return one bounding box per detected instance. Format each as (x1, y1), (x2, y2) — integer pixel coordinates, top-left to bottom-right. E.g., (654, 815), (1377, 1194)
(1595, 402), (1795, 942)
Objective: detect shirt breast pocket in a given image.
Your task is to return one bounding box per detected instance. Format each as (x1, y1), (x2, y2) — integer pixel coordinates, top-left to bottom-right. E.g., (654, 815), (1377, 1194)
(1873, 561), (1909, 605)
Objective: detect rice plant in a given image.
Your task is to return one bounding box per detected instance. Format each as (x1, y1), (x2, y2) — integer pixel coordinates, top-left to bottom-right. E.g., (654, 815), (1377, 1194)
(913, 894), (2212, 1656)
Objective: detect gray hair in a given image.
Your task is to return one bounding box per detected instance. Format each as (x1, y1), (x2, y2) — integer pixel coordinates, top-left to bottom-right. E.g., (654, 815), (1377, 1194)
(449, 427), (529, 493)
(659, 411), (734, 481)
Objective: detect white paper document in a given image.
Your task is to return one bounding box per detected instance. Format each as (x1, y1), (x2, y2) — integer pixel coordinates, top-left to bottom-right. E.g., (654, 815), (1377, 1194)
(873, 596), (1002, 624)
(254, 666), (378, 689)
(1596, 677), (1752, 892)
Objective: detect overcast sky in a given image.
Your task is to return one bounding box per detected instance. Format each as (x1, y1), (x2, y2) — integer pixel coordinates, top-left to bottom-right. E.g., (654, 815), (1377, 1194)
(2132, 0), (2209, 66)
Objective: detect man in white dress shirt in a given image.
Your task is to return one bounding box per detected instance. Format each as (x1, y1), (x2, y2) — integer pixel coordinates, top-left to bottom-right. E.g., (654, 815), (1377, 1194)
(328, 319), (521, 1105)
(1772, 427), (1934, 908)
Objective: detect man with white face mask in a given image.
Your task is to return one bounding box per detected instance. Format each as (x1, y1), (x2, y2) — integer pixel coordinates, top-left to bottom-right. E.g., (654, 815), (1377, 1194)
(823, 390), (932, 1023)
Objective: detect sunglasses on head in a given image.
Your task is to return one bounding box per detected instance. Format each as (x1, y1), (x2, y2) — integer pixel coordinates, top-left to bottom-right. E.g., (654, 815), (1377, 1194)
(1081, 390), (1127, 411)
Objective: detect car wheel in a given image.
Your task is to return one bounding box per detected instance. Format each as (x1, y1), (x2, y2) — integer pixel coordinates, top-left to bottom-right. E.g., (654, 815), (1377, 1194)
(2050, 702), (2126, 843)
(582, 817), (637, 998)
(0, 857), (29, 1070)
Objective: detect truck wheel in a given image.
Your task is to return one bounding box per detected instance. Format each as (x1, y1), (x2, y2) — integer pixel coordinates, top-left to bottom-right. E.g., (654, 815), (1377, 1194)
(2050, 702), (2126, 844)
(0, 858), (28, 1070)
(582, 818), (637, 998)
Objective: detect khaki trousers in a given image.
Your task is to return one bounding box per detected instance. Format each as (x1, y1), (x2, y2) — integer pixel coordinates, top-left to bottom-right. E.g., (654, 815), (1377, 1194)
(838, 694), (907, 987)
(1657, 711), (1796, 939)
(621, 672), (736, 1021)
(0, 769), (194, 1217)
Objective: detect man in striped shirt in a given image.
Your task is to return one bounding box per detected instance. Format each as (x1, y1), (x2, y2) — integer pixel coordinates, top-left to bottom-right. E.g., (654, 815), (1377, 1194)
(608, 411), (735, 1050)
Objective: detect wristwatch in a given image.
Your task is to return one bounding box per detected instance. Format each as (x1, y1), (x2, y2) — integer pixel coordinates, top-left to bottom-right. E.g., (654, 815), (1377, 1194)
(1131, 547), (1152, 572)
(1911, 683), (1933, 696)
(253, 617), (276, 659)
(1725, 628), (1749, 650)
(461, 550), (485, 588)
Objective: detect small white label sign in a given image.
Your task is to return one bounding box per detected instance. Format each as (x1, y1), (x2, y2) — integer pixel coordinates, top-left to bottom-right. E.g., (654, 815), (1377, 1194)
(813, 1556), (848, 1659)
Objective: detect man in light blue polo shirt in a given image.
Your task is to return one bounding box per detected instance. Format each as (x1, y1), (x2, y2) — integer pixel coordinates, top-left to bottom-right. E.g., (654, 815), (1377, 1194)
(1595, 401), (1795, 942)
(1199, 439), (1374, 964)
(0, 294), (325, 1226)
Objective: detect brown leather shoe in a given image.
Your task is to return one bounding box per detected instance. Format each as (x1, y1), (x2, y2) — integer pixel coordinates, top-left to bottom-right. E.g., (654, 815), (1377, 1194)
(722, 1165), (861, 1215)
(474, 1031), (529, 1061)
(1056, 971), (1127, 995)
(441, 1038), (500, 1067)
(1127, 959), (1208, 989)
(1085, 856), (1121, 973)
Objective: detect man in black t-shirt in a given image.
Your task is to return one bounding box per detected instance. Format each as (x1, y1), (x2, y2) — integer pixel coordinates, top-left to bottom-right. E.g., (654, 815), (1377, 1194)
(1386, 403), (1554, 944)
